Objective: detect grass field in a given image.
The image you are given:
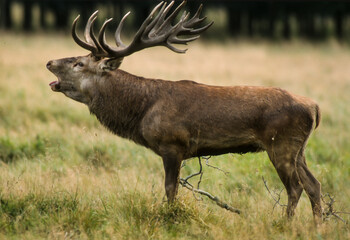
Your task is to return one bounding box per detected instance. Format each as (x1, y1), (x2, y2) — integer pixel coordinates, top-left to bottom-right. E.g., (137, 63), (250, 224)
(0, 32), (350, 239)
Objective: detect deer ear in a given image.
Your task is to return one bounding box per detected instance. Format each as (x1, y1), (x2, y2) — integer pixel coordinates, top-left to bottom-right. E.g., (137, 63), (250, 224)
(99, 58), (123, 71)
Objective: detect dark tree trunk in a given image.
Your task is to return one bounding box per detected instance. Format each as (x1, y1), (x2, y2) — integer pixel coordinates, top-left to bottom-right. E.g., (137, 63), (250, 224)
(228, 7), (242, 37)
(334, 11), (343, 39)
(23, 0), (33, 31)
(4, 0), (12, 29)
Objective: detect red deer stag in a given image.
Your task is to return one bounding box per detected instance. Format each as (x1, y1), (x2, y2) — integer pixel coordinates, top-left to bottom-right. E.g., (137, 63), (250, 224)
(47, 1), (322, 221)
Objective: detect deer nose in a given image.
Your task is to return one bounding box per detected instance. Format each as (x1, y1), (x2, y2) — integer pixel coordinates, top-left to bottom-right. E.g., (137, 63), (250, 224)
(46, 61), (53, 69)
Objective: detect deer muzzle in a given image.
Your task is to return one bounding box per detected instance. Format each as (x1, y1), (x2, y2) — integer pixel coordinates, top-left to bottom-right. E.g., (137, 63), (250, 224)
(47, 60), (61, 91)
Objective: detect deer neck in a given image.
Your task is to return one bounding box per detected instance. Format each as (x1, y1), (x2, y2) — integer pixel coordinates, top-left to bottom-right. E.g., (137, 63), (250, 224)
(88, 69), (154, 144)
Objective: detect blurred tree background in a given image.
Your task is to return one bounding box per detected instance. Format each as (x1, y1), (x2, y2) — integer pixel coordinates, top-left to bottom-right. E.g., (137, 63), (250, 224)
(1, 0), (350, 41)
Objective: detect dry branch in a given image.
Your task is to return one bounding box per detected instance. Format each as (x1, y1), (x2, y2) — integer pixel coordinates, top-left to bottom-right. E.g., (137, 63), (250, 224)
(322, 193), (349, 224)
(180, 157), (241, 214)
(202, 156), (230, 175)
(262, 176), (287, 212)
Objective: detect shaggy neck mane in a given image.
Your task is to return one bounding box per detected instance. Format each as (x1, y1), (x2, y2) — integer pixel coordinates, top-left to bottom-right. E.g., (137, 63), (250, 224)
(88, 69), (158, 146)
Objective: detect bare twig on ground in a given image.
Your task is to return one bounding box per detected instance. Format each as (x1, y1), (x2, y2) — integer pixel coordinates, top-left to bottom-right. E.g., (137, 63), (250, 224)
(180, 177), (241, 214)
(181, 157), (204, 201)
(202, 156), (230, 175)
(262, 176), (287, 212)
(181, 157), (203, 188)
(322, 193), (349, 224)
(180, 156), (241, 214)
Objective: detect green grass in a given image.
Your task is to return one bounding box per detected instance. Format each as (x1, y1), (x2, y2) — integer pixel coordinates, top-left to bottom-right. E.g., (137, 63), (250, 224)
(0, 32), (350, 239)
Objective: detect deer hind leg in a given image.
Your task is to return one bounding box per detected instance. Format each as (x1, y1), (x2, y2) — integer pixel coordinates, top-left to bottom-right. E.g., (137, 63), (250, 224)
(267, 143), (304, 218)
(284, 170), (304, 218)
(296, 150), (322, 222)
(160, 145), (183, 203)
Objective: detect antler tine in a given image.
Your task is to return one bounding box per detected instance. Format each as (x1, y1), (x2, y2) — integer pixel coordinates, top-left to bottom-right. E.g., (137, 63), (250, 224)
(165, 42), (187, 53)
(185, 4), (205, 27)
(193, 4), (203, 19)
(88, 14), (107, 56)
(182, 4), (214, 35)
(84, 11), (99, 45)
(114, 12), (130, 48)
(156, 0), (187, 35)
(98, 18), (114, 53)
(169, 4), (213, 38)
(149, 1), (175, 36)
(158, 0), (175, 22)
(144, 2), (167, 37)
(72, 15), (97, 53)
(129, 1), (165, 45)
(187, 21), (214, 35)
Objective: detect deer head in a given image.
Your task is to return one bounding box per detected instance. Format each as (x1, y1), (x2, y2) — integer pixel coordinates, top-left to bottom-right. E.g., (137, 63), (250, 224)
(47, 1), (213, 104)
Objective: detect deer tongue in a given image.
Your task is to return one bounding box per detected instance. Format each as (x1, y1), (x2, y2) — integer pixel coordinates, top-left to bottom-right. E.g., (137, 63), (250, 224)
(49, 81), (60, 91)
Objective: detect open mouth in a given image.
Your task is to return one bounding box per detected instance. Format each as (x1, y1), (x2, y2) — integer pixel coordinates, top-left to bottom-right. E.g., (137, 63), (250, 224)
(49, 80), (61, 91)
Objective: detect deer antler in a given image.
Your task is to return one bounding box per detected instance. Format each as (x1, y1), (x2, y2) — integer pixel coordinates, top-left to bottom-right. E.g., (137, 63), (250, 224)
(72, 1), (213, 59)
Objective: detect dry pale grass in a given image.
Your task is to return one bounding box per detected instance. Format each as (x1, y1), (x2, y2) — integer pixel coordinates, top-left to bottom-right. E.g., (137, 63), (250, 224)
(0, 32), (350, 239)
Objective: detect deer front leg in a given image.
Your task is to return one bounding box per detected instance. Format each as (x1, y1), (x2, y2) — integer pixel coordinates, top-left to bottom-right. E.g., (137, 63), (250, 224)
(160, 145), (183, 203)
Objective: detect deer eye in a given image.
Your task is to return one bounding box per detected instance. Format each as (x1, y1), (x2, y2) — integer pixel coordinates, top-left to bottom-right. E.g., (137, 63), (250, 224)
(74, 62), (84, 67)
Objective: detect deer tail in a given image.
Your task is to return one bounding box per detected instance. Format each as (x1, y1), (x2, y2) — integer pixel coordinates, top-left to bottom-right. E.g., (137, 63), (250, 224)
(314, 104), (321, 129)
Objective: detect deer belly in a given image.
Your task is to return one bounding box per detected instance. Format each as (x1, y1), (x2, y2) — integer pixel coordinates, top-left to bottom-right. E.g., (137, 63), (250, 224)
(194, 144), (264, 157)
(187, 135), (264, 158)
